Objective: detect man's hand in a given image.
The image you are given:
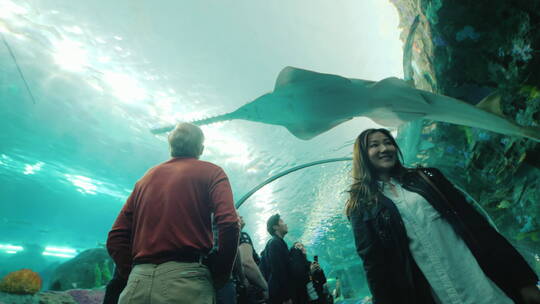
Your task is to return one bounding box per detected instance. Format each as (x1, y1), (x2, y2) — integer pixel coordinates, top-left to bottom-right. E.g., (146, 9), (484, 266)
(520, 285), (540, 304)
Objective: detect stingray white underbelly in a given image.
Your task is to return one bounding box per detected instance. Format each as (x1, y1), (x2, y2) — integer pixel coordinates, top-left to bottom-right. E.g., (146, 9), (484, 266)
(150, 66), (540, 142)
(360, 77), (528, 139)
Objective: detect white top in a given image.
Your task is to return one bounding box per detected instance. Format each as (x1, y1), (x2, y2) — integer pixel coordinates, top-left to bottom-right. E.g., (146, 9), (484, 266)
(381, 180), (513, 304)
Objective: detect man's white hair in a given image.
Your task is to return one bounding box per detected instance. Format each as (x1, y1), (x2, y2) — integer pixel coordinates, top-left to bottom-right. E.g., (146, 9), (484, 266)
(168, 123), (204, 158)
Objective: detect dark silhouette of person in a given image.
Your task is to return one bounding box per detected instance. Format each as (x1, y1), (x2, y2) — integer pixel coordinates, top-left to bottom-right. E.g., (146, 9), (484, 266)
(261, 214), (293, 304)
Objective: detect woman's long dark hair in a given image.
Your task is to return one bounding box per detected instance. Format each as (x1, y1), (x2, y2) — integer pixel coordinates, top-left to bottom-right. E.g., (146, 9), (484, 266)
(345, 128), (406, 217)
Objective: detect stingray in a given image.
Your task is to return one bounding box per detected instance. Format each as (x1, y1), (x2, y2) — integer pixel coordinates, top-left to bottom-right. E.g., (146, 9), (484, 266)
(151, 65), (540, 142)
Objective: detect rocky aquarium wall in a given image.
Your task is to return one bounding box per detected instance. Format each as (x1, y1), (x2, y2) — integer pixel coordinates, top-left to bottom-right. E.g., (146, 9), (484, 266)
(391, 0), (540, 273)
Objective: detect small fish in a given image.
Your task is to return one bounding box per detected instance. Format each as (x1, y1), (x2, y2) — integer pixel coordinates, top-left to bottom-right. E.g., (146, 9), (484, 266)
(152, 67), (540, 142)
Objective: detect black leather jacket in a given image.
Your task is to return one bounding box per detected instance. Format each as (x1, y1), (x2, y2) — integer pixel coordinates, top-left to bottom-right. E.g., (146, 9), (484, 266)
(264, 236), (293, 303)
(350, 167), (538, 304)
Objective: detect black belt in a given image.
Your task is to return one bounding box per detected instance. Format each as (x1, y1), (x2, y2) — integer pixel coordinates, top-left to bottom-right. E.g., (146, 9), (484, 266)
(134, 251), (206, 265)
(173, 253), (204, 263)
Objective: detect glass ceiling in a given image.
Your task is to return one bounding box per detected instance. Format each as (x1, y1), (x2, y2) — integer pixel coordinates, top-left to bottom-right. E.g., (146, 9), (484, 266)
(0, 0), (403, 290)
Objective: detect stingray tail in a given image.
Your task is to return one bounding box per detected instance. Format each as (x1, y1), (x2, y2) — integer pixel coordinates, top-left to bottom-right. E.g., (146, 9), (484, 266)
(150, 112), (239, 134)
(522, 125), (540, 143)
(403, 15), (421, 85)
(474, 92), (540, 143)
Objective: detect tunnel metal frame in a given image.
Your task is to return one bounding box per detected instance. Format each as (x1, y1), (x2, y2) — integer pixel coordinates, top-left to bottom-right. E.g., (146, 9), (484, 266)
(235, 157), (352, 209)
(235, 157), (498, 230)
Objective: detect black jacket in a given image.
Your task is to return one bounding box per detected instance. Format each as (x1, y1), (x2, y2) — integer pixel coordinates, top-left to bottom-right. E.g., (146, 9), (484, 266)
(264, 236), (293, 304)
(350, 167), (538, 304)
(290, 248), (310, 304)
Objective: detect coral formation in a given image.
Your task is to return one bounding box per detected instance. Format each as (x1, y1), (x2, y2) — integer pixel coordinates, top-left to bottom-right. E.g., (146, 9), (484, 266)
(0, 269), (42, 295)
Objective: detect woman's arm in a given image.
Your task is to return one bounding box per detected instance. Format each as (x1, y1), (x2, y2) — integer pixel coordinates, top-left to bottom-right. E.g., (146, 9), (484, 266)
(350, 210), (394, 303)
(430, 168), (539, 296)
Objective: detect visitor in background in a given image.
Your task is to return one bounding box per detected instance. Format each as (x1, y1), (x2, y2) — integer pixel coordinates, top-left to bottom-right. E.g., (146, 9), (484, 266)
(346, 128), (540, 304)
(233, 253), (250, 303)
(332, 277), (342, 302)
(238, 216), (269, 303)
(106, 122), (240, 304)
(289, 242), (310, 303)
(289, 242), (330, 304)
(261, 214), (293, 304)
(309, 256), (328, 304)
(216, 220), (249, 304)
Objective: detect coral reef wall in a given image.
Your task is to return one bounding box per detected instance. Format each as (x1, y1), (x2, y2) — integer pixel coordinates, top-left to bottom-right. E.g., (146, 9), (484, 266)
(49, 249), (113, 291)
(391, 0), (540, 273)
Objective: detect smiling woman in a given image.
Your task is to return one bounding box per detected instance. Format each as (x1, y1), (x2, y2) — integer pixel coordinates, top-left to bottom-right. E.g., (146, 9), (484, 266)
(366, 132), (400, 181)
(347, 128), (540, 304)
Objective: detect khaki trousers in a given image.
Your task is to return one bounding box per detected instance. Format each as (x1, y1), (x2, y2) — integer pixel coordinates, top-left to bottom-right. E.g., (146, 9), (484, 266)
(118, 261), (215, 304)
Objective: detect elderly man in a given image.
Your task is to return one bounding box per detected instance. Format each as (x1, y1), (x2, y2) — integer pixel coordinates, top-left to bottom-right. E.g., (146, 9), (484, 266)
(106, 122), (240, 304)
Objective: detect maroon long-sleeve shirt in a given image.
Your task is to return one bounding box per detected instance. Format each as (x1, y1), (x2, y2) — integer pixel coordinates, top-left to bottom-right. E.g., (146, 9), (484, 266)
(106, 157), (240, 279)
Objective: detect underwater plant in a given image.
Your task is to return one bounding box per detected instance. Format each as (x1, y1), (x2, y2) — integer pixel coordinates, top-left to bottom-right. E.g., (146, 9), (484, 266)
(0, 268), (42, 294)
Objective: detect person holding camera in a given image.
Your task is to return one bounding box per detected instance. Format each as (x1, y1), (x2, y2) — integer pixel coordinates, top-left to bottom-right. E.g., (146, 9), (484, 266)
(310, 255), (328, 304)
(289, 242), (330, 304)
(290, 242), (311, 304)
